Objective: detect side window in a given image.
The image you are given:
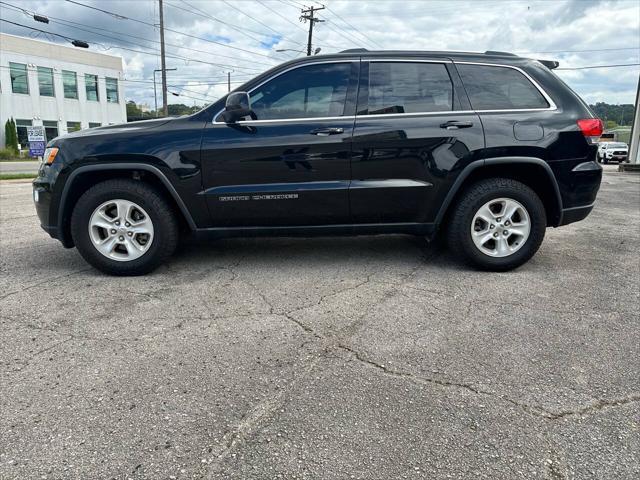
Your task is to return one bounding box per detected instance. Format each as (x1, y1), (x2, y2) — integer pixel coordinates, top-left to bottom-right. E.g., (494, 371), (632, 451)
(456, 64), (549, 110)
(365, 62), (453, 115)
(248, 63), (352, 120)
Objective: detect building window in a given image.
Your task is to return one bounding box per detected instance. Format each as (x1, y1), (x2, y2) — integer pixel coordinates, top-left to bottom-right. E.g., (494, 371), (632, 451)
(10, 62), (29, 94)
(43, 120), (59, 141)
(67, 121), (81, 133)
(105, 77), (119, 103)
(37, 66), (55, 97)
(85, 74), (99, 101)
(15, 119), (33, 148)
(62, 70), (78, 99)
(89, 122), (101, 128)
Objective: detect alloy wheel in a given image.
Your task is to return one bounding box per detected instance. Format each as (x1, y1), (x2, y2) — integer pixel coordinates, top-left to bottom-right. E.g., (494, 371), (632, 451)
(470, 197), (531, 257)
(88, 199), (154, 261)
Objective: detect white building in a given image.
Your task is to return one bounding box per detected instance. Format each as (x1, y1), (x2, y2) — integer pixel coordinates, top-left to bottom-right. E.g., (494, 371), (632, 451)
(0, 33), (126, 151)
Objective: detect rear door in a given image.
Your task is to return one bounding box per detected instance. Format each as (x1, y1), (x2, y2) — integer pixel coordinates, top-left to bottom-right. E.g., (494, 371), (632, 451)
(350, 59), (484, 225)
(200, 60), (359, 227)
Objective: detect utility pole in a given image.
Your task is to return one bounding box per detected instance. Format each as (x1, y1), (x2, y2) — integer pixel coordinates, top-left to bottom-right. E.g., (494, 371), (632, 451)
(158, 0), (168, 117)
(300, 5), (325, 56)
(227, 71), (232, 92)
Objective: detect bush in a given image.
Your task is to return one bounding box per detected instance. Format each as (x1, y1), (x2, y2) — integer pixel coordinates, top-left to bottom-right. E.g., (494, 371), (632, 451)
(4, 118), (18, 152)
(0, 148), (19, 160)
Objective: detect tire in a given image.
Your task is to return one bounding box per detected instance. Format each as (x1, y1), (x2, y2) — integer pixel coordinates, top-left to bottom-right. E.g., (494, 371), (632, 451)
(603, 157), (609, 164)
(71, 179), (179, 275)
(446, 178), (546, 271)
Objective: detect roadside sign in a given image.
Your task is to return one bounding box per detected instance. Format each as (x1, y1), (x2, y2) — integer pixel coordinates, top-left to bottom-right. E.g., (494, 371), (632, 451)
(27, 126), (46, 142)
(27, 126), (46, 157)
(29, 141), (46, 157)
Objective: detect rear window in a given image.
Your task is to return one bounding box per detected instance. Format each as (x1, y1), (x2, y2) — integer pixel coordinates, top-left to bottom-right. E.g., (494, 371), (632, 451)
(457, 64), (549, 110)
(365, 62), (453, 115)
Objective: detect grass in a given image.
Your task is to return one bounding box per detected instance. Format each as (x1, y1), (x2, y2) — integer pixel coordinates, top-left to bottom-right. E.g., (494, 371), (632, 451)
(0, 173), (37, 181)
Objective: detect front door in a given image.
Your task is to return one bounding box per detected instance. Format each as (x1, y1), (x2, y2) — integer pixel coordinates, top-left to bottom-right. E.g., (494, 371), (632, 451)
(350, 60), (484, 225)
(200, 61), (359, 227)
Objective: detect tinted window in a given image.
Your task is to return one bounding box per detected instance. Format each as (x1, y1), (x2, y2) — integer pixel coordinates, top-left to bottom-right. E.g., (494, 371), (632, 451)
(457, 64), (549, 110)
(366, 62), (453, 115)
(62, 70), (78, 99)
(10, 62), (28, 94)
(37, 66), (55, 97)
(85, 74), (99, 101)
(248, 63), (352, 120)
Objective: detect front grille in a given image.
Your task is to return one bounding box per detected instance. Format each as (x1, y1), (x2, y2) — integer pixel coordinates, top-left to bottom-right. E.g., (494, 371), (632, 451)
(613, 151), (626, 155)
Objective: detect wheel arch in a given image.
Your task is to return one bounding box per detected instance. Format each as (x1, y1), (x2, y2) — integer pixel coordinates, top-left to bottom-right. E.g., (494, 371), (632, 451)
(57, 163), (197, 247)
(435, 157), (563, 230)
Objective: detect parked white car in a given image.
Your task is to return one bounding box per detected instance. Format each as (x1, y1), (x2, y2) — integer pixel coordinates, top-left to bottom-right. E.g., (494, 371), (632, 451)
(598, 142), (629, 163)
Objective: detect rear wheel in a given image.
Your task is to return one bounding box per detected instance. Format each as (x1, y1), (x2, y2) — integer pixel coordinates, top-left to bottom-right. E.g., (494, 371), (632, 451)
(446, 178), (546, 271)
(71, 179), (179, 275)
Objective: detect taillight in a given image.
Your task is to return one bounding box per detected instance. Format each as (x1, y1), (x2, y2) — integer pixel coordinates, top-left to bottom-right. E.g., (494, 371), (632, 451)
(577, 118), (603, 137)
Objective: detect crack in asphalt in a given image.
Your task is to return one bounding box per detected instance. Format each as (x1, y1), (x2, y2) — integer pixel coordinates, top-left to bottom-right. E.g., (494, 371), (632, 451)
(336, 343), (640, 422)
(0, 267), (92, 301)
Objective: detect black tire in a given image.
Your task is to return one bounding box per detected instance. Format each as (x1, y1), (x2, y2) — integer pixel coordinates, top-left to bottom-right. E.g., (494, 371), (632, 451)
(603, 157), (609, 164)
(446, 178), (546, 271)
(71, 179), (179, 275)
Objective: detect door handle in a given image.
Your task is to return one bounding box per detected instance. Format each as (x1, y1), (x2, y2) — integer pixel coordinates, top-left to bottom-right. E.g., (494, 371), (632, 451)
(439, 120), (474, 130)
(310, 127), (344, 136)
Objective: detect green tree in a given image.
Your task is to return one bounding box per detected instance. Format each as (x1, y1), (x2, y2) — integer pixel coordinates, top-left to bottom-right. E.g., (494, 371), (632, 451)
(4, 118), (18, 152)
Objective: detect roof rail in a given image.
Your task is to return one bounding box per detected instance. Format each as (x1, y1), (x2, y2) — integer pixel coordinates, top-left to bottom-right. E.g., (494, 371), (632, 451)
(484, 50), (518, 56)
(538, 59), (560, 69)
(340, 48), (369, 53)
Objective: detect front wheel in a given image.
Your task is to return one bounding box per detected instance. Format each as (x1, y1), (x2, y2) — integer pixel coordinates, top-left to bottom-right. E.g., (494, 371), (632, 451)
(71, 179), (179, 275)
(446, 178), (546, 271)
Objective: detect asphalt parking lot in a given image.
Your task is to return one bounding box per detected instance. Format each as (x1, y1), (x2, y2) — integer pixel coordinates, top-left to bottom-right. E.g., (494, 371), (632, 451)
(0, 165), (638, 480)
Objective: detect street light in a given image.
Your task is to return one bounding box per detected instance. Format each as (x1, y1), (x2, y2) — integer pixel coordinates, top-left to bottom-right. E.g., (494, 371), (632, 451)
(153, 68), (177, 117)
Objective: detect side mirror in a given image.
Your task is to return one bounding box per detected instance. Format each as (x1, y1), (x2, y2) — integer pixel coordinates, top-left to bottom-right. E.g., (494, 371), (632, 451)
(221, 91), (252, 123)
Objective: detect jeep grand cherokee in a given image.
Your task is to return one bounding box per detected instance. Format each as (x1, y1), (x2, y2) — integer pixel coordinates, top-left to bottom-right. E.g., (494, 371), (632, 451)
(33, 49), (603, 275)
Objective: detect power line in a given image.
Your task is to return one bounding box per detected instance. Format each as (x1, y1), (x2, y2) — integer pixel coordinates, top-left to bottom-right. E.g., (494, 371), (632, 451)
(0, 16), (267, 74)
(519, 47), (640, 55)
(1, 1), (278, 69)
(556, 63), (640, 70)
(323, 4), (385, 49)
(168, 0), (268, 45)
(64, 0), (281, 60)
(255, 0), (307, 32)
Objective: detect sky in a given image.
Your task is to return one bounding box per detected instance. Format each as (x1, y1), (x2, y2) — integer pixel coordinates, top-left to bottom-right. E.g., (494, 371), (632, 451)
(1, 0), (639, 108)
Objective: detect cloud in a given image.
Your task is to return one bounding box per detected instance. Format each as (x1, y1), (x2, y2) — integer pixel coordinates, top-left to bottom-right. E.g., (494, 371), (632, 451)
(1, 0), (638, 107)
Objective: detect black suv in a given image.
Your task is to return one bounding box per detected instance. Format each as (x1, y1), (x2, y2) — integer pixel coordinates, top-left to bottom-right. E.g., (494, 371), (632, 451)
(33, 50), (603, 275)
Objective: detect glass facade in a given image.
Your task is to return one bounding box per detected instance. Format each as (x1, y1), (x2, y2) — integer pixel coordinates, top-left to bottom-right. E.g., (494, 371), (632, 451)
(85, 74), (99, 101)
(37, 66), (55, 97)
(62, 70), (78, 99)
(10, 62), (29, 94)
(105, 77), (119, 103)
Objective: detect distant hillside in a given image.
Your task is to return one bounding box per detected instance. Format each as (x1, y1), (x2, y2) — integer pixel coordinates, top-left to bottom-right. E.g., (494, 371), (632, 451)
(589, 102), (635, 127)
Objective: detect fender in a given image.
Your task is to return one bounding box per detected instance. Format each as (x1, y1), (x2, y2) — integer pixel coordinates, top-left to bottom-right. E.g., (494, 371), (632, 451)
(433, 156), (564, 228)
(57, 163), (197, 243)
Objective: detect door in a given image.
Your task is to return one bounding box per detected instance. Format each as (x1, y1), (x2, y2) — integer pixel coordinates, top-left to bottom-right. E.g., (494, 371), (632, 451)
(350, 60), (484, 225)
(200, 61), (359, 227)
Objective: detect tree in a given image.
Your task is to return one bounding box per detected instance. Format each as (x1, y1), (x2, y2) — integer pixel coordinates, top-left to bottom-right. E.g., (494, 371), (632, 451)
(4, 118), (18, 152)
